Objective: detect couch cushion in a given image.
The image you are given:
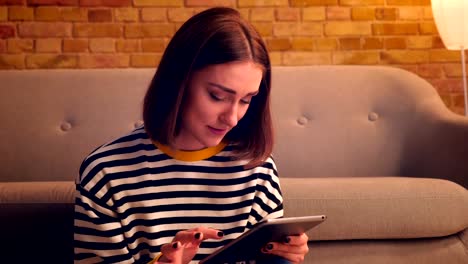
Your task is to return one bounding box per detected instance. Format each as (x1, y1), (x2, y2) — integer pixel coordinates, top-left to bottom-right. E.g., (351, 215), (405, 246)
(0, 181), (74, 203)
(281, 177), (468, 240)
(304, 235), (468, 264)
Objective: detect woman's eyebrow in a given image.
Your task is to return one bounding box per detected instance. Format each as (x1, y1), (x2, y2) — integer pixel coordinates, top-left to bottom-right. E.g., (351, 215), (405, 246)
(207, 82), (259, 96)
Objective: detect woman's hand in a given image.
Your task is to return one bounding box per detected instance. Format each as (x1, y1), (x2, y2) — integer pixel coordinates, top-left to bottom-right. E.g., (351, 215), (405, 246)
(155, 227), (224, 264)
(261, 233), (309, 263)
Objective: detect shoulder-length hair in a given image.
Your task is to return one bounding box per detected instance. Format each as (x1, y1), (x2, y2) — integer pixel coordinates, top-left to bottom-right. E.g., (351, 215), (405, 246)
(143, 7), (273, 167)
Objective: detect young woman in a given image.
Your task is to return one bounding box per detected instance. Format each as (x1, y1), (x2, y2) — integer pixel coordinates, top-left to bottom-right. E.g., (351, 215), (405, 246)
(74, 7), (308, 264)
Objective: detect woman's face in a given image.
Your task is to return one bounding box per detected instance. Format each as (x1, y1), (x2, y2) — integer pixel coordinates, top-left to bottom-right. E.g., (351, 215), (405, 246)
(175, 61), (263, 151)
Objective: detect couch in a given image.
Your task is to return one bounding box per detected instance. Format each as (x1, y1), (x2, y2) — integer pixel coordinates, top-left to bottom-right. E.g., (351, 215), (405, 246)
(0, 66), (467, 263)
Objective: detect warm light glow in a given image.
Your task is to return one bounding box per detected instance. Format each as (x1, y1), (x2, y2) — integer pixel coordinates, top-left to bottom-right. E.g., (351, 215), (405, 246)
(432, 0), (468, 50)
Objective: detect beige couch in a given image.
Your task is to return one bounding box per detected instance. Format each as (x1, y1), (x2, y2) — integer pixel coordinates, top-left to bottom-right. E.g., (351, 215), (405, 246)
(0, 66), (467, 263)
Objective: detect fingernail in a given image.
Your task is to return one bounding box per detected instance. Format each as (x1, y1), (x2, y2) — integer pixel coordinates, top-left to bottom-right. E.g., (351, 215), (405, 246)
(172, 242), (178, 249)
(266, 243), (273, 250)
(217, 231), (224, 237)
(194, 232), (201, 239)
(284, 237), (291, 243)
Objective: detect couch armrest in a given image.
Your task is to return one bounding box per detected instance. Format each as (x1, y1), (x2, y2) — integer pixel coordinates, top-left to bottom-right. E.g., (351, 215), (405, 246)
(281, 177), (468, 241)
(458, 229), (468, 251)
(405, 111), (468, 188)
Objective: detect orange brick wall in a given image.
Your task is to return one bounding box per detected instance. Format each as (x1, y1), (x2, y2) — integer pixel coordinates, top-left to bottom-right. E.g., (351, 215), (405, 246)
(0, 0), (467, 114)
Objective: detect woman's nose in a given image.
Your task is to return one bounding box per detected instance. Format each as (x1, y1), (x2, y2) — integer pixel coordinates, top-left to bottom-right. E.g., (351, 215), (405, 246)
(221, 104), (238, 127)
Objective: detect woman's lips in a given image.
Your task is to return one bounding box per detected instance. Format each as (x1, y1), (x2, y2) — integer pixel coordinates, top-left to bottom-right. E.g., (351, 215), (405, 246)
(208, 126), (227, 135)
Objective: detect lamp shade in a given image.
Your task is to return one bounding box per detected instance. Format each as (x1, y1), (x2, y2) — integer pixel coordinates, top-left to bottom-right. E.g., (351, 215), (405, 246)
(431, 0), (468, 50)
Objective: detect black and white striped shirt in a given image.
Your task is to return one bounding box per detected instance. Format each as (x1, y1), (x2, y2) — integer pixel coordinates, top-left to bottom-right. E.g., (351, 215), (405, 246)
(74, 126), (284, 264)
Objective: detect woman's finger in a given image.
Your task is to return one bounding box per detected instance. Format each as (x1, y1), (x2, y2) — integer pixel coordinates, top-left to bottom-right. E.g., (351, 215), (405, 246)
(160, 241), (183, 263)
(262, 242), (309, 255)
(264, 250), (305, 264)
(186, 226), (225, 240)
(283, 233), (308, 246)
(172, 230), (207, 248)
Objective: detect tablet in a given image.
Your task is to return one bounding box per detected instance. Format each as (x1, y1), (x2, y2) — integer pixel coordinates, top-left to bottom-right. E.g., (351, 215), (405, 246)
(199, 215), (327, 264)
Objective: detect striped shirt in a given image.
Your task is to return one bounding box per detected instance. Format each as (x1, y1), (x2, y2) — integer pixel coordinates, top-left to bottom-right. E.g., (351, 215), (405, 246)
(74, 126), (284, 264)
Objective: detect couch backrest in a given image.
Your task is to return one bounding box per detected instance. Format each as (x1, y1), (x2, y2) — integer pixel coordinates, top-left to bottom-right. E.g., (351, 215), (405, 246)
(270, 66), (467, 183)
(1, 66), (467, 186)
(1, 69), (152, 182)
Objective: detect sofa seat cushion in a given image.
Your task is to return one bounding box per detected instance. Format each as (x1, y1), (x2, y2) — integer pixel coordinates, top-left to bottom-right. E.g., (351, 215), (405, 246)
(304, 235), (468, 264)
(281, 177), (468, 240)
(2, 179), (466, 242)
(0, 181), (74, 203)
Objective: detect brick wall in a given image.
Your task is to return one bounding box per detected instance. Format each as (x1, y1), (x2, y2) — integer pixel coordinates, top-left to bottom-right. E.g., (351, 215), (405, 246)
(0, 0), (466, 114)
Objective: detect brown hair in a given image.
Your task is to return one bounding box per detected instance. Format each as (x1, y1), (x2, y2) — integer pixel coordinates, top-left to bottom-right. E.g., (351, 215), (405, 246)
(143, 7), (273, 167)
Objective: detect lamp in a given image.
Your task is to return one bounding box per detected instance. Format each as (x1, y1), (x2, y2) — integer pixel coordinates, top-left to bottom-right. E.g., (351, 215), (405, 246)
(431, 0), (468, 116)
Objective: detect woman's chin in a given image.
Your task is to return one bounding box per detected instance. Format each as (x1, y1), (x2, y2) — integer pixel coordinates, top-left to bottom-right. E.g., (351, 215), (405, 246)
(202, 138), (224, 148)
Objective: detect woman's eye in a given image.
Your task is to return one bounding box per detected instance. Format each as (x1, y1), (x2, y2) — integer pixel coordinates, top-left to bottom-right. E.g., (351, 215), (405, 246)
(209, 93), (223, 101)
(241, 96), (253, 105)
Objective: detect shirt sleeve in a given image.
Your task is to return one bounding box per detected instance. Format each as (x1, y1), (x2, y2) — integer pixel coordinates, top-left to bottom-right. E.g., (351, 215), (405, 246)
(250, 157), (285, 225)
(263, 199), (284, 220)
(74, 183), (134, 264)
